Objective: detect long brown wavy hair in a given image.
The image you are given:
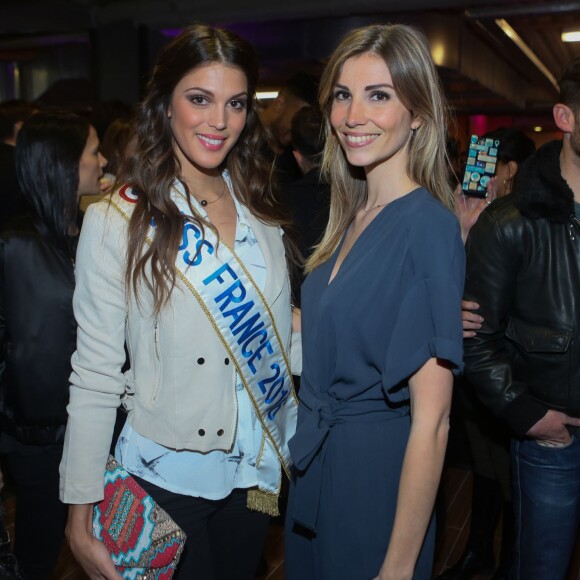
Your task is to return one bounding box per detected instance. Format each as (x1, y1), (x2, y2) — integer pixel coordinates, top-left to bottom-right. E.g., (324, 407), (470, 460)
(306, 24), (454, 273)
(121, 24), (290, 312)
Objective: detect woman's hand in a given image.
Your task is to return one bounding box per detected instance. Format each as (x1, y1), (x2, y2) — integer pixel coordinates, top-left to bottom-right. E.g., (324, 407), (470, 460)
(486, 175), (499, 200)
(454, 181), (497, 243)
(99, 174), (115, 194)
(291, 306), (302, 333)
(462, 300), (483, 338)
(66, 504), (122, 580)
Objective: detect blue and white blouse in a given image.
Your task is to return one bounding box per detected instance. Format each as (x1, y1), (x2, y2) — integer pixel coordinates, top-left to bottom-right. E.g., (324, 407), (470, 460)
(116, 189), (269, 499)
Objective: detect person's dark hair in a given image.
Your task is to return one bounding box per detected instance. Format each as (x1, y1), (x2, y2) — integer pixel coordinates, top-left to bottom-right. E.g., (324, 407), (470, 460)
(445, 136), (460, 163)
(559, 56), (580, 114)
(290, 105), (325, 163)
(0, 100), (36, 141)
(483, 128), (535, 166)
(122, 24), (290, 313)
(100, 117), (135, 176)
(15, 111), (90, 252)
(283, 73), (319, 106)
(445, 135), (462, 187)
(90, 100), (133, 141)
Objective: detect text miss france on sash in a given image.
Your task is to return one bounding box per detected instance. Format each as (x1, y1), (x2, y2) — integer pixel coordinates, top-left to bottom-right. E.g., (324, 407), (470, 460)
(58, 182), (302, 504)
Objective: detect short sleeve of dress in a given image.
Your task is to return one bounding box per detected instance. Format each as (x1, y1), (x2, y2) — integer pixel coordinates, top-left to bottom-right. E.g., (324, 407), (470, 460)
(382, 209), (465, 400)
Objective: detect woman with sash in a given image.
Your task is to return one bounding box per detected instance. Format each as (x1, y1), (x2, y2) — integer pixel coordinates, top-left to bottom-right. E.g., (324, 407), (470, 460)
(60, 25), (299, 580)
(0, 111), (106, 579)
(285, 24), (464, 579)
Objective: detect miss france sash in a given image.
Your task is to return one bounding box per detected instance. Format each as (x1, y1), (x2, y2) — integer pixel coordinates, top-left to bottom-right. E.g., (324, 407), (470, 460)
(111, 184), (297, 479)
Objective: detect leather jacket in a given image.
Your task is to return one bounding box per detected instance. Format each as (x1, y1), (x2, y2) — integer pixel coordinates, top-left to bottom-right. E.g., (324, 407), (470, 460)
(0, 214), (77, 445)
(463, 140), (580, 436)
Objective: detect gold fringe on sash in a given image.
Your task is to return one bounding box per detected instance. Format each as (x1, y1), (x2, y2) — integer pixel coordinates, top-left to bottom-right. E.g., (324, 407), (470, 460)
(247, 489), (279, 517)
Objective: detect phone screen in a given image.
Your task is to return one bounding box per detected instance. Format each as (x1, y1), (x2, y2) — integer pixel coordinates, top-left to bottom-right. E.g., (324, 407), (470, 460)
(462, 135), (500, 198)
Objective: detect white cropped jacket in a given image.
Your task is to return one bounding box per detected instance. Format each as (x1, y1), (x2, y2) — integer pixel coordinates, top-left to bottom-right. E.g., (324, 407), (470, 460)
(59, 190), (300, 504)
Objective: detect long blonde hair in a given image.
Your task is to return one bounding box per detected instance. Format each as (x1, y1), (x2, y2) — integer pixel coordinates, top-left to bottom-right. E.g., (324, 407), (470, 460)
(306, 23), (454, 273)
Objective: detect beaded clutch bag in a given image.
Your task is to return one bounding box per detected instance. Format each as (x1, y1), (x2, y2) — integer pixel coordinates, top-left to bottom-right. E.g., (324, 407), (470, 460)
(93, 456), (187, 580)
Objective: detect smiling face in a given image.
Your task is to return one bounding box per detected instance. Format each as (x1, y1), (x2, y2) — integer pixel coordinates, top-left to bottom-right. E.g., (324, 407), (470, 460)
(329, 52), (418, 175)
(168, 63), (248, 178)
(77, 125), (107, 196)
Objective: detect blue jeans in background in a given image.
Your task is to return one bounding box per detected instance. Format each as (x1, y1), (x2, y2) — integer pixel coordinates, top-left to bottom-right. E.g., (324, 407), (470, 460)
(511, 436), (580, 580)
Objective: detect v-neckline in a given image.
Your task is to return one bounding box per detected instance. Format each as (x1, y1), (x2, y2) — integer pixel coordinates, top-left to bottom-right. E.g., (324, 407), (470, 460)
(325, 187), (422, 287)
(327, 206), (383, 287)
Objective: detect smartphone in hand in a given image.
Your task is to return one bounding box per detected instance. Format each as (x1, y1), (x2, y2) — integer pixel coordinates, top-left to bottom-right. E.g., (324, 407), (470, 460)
(462, 135), (500, 198)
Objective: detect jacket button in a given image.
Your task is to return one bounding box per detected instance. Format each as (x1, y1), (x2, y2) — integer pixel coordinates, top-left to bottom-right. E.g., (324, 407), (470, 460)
(224, 358), (230, 365)
(217, 429), (224, 436)
(198, 429), (205, 436)
(197, 357), (205, 365)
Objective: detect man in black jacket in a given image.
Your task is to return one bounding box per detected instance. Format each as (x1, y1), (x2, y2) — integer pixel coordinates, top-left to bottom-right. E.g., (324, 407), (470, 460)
(464, 57), (580, 579)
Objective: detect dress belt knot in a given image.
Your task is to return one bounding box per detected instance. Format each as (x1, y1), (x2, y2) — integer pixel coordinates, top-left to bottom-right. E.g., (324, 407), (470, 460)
(289, 393), (340, 473)
(316, 400), (340, 428)
(288, 386), (398, 532)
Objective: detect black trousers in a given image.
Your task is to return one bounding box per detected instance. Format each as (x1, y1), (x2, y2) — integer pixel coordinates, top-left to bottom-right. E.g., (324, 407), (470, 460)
(4, 444), (68, 580)
(135, 477), (270, 580)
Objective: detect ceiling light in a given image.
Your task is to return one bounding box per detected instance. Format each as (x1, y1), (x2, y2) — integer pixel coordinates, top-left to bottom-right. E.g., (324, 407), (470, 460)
(431, 42), (446, 66)
(496, 19), (559, 90)
(562, 29), (580, 42)
(257, 91), (278, 100)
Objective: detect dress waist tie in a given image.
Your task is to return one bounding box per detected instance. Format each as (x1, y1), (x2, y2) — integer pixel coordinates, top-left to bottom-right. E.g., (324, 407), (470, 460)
(288, 386), (401, 532)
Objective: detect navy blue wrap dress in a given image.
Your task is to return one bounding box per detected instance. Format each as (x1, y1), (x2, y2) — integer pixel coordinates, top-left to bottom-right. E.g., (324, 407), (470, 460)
(286, 188), (465, 580)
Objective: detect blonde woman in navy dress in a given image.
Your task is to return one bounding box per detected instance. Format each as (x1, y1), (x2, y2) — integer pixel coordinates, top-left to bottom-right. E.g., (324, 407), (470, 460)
(286, 24), (464, 580)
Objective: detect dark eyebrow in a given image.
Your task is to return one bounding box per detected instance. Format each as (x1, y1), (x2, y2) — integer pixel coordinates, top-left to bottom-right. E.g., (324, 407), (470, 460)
(365, 83), (394, 91)
(334, 82), (394, 91)
(185, 87), (213, 95)
(184, 87), (248, 99)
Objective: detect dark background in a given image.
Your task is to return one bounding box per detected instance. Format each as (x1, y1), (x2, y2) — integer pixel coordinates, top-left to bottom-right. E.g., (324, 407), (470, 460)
(1, 0), (579, 143)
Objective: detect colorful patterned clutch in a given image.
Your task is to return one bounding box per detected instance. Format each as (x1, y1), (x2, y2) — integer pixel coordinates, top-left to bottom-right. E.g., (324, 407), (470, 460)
(93, 456), (187, 580)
